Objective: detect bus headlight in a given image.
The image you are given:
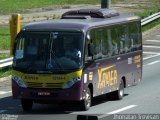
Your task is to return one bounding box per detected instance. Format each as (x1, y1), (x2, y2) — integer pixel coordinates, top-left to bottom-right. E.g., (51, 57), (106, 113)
(63, 77), (81, 89)
(12, 75), (27, 88)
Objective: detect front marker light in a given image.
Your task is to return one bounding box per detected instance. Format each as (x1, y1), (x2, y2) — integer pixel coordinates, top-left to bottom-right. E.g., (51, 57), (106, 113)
(12, 75), (27, 88)
(63, 77), (81, 89)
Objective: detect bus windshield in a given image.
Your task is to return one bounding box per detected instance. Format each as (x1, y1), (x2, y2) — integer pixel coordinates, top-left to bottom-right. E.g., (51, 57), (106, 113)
(13, 31), (84, 73)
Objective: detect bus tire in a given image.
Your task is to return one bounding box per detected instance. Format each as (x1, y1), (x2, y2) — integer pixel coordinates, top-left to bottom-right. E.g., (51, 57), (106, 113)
(21, 99), (33, 111)
(80, 88), (91, 111)
(114, 80), (124, 100)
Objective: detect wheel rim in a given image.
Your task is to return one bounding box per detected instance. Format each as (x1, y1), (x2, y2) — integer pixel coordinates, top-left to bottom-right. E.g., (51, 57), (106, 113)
(119, 82), (124, 97)
(85, 91), (91, 108)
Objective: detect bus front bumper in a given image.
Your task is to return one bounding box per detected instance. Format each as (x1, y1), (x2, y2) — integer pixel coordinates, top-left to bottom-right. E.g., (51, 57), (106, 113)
(12, 80), (83, 101)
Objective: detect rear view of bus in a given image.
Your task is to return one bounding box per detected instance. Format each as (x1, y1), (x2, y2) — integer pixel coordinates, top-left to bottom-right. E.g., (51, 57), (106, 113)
(12, 9), (142, 111)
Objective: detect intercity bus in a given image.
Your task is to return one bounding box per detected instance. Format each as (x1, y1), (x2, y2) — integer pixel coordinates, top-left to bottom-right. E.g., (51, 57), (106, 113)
(12, 9), (142, 111)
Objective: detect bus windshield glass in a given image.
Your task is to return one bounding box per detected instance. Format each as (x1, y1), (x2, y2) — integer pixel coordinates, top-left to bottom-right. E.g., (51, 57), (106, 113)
(13, 31), (84, 73)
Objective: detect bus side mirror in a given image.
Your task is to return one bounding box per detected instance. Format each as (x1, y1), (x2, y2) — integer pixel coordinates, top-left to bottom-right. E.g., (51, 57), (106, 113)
(88, 43), (94, 56)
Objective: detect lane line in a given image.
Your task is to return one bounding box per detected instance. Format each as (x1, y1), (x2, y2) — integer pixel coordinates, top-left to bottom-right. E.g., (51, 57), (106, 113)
(143, 54), (160, 60)
(0, 91), (12, 95)
(146, 60), (160, 66)
(107, 105), (137, 115)
(0, 110), (7, 113)
(146, 40), (160, 42)
(143, 45), (160, 49)
(143, 52), (160, 54)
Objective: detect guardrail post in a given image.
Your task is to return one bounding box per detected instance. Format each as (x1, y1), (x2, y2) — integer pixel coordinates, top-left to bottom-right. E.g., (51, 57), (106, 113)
(9, 14), (21, 55)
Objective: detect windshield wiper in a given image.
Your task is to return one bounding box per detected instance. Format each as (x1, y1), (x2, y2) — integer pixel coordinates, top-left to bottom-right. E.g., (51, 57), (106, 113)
(48, 36), (65, 72)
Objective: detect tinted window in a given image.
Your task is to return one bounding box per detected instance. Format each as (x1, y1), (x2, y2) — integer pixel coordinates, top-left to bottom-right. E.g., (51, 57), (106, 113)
(90, 29), (102, 60)
(88, 21), (141, 60)
(128, 22), (142, 51)
(90, 27), (120, 59)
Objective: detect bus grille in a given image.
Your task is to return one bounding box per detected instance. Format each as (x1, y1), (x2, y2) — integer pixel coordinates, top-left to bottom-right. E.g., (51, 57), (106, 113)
(26, 82), (64, 88)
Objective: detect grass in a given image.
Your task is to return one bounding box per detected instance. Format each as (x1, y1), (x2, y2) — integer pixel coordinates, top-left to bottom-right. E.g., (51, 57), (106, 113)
(0, 26), (10, 50)
(142, 18), (160, 32)
(0, 0), (100, 14)
(0, 0), (123, 14)
(134, 0), (160, 31)
(134, 0), (160, 18)
(0, 67), (12, 78)
(135, 6), (160, 19)
(0, 54), (11, 60)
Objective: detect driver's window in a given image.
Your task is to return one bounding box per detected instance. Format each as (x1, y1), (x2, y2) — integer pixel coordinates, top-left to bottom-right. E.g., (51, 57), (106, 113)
(15, 38), (24, 59)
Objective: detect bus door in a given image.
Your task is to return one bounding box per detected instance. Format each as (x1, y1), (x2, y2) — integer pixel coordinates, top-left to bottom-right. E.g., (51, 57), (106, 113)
(84, 29), (120, 97)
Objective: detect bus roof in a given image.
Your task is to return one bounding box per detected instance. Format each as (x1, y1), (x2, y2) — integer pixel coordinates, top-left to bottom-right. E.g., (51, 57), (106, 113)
(22, 14), (140, 33)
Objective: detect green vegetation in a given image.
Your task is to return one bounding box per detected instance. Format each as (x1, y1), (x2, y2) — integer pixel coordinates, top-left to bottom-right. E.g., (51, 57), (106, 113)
(142, 19), (160, 32)
(0, 54), (11, 60)
(135, 6), (160, 19)
(0, 26), (10, 50)
(0, 26), (11, 59)
(0, 67), (12, 78)
(134, 0), (160, 31)
(0, 0), (121, 14)
(0, 0), (100, 14)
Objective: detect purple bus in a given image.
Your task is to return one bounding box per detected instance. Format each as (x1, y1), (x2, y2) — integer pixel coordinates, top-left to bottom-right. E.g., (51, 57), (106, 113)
(12, 9), (142, 111)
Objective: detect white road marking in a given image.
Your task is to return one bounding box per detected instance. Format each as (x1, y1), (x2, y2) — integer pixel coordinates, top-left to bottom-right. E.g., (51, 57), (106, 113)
(146, 40), (160, 42)
(147, 60), (160, 66)
(143, 45), (160, 49)
(107, 105), (137, 114)
(143, 54), (160, 60)
(156, 35), (160, 37)
(0, 110), (7, 113)
(143, 52), (160, 54)
(0, 91), (12, 95)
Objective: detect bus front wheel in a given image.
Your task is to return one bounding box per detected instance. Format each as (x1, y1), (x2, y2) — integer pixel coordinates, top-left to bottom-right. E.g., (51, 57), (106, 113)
(21, 99), (33, 111)
(80, 88), (91, 111)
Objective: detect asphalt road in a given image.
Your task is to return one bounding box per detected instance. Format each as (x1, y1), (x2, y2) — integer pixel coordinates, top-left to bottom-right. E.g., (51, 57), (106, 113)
(1, 54), (160, 120)
(0, 25), (160, 120)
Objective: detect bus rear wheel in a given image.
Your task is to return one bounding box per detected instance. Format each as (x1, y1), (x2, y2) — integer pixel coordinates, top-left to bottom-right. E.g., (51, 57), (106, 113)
(80, 88), (91, 111)
(114, 80), (124, 100)
(21, 99), (33, 111)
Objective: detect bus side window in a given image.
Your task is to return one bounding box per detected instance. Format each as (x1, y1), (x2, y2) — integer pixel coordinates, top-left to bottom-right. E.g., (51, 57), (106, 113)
(102, 26), (119, 58)
(118, 25), (130, 54)
(101, 28), (110, 58)
(85, 39), (91, 62)
(90, 29), (102, 60)
(85, 32), (94, 62)
(101, 28), (116, 58)
(110, 27), (119, 56)
(129, 22), (142, 51)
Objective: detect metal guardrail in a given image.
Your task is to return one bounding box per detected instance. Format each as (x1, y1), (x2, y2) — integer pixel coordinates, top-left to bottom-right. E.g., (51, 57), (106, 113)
(0, 12), (160, 68)
(0, 57), (13, 68)
(141, 12), (160, 26)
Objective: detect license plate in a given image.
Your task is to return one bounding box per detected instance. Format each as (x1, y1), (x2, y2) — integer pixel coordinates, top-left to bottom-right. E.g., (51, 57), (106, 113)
(38, 92), (51, 96)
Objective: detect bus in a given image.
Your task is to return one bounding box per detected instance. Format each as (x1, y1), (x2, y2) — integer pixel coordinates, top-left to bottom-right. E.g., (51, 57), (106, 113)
(12, 9), (142, 111)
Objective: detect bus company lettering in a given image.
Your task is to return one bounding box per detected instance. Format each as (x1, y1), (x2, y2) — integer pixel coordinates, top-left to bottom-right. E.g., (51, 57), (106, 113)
(134, 55), (141, 63)
(134, 55), (141, 68)
(97, 65), (118, 89)
(24, 75), (38, 80)
(53, 76), (66, 80)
